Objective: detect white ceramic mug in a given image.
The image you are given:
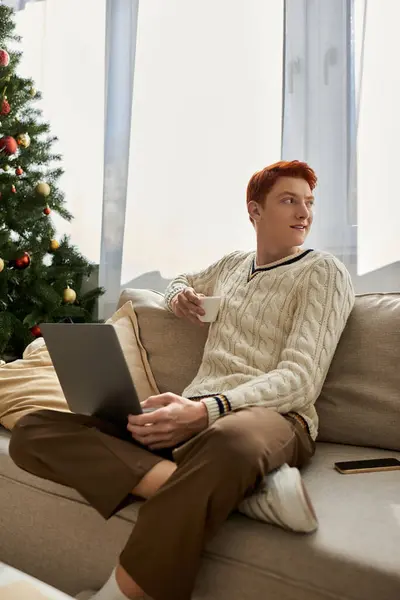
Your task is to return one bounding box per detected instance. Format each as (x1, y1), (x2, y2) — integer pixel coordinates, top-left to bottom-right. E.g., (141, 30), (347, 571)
(198, 296), (222, 323)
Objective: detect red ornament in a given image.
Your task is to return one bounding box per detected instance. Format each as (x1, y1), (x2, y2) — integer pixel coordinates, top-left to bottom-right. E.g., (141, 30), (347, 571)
(0, 136), (17, 155)
(30, 325), (42, 338)
(0, 50), (10, 67)
(0, 98), (10, 116)
(43, 206), (51, 215)
(11, 184), (16, 193)
(15, 166), (23, 176)
(15, 252), (31, 269)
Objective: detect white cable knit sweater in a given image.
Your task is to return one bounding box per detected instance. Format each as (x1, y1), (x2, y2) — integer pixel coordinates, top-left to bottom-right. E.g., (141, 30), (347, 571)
(164, 249), (355, 440)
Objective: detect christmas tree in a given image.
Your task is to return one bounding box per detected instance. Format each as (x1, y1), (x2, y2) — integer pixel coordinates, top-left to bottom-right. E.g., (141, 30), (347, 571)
(0, 4), (104, 360)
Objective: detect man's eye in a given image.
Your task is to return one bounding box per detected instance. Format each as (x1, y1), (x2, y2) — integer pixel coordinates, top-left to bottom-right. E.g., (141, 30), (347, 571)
(283, 197), (294, 204)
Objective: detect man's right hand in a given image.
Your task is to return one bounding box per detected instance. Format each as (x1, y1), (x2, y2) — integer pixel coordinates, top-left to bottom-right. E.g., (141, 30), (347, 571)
(171, 287), (206, 325)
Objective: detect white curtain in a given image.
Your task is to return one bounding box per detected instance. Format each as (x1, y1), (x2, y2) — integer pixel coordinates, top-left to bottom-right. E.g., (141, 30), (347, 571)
(121, 0), (284, 294)
(13, 0), (106, 265)
(98, 0), (138, 319)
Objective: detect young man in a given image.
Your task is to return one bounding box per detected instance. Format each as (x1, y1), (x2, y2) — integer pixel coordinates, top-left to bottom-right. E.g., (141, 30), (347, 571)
(9, 161), (355, 600)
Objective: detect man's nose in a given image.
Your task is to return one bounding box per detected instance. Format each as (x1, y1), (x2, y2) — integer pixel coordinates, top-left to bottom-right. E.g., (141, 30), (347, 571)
(297, 202), (309, 219)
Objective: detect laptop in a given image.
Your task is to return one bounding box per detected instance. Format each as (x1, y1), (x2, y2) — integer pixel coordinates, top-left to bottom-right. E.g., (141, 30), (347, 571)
(40, 322), (145, 431)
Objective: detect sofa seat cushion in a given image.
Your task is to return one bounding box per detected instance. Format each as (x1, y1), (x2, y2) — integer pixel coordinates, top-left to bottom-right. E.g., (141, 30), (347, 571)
(1, 425), (399, 600)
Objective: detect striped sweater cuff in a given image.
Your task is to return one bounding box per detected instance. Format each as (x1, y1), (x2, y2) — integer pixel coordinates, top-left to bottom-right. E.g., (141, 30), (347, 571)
(201, 394), (232, 425)
(164, 285), (186, 312)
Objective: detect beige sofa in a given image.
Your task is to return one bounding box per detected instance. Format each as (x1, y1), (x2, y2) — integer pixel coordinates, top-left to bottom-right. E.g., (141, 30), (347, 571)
(1, 289), (400, 600)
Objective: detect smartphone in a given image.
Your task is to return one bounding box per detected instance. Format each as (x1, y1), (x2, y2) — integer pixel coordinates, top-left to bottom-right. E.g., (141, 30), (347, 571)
(334, 457), (400, 474)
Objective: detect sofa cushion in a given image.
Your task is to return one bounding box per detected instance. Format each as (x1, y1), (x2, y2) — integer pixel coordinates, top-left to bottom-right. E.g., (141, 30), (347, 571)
(317, 293), (400, 451)
(1, 425), (399, 600)
(118, 289), (209, 395)
(0, 301), (158, 430)
(120, 289), (400, 451)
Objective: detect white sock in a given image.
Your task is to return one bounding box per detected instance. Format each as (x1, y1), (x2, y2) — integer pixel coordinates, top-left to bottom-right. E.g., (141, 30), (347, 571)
(90, 568), (132, 600)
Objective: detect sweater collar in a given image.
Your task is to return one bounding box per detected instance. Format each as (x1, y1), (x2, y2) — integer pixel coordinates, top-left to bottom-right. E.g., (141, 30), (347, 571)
(249, 248), (314, 281)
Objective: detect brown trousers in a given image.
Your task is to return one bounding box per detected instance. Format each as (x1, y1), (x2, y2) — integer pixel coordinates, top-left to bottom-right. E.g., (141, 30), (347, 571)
(9, 407), (315, 600)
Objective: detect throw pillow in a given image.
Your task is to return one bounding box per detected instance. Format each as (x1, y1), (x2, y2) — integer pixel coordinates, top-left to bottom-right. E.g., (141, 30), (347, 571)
(118, 289), (209, 395)
(0, 301), (158, 430)
(107, 300), (159, 400)
(0, 337), (69, 430)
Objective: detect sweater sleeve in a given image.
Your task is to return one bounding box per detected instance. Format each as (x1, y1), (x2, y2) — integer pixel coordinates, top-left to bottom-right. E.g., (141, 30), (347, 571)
(201, 257), (355, 424)
(164, 251), (243, 311)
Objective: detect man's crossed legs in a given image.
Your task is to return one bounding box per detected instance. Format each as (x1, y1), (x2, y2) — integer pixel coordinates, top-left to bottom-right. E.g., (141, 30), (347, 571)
(9, 406), (315, 600)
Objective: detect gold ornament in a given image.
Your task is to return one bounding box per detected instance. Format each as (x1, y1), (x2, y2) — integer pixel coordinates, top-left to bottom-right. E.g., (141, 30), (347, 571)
(0, 258), (4, 273)
(3, 164), (9, 171)
(50, 239), (59, 251)
(63, 286), (76, 304)
(17, 133), (31, 148)
(29, 87), (37, 97)
(35, 182), (51, 197)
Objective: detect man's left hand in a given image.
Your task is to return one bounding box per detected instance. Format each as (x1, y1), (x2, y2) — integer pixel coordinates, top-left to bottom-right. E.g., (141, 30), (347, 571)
(127, 393), (209, 450)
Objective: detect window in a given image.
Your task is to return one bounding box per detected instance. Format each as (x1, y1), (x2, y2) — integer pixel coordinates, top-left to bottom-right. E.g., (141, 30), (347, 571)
(15, 0), (106, 263)
(355, 0), (400, 276)
(122, 0), (284, 290)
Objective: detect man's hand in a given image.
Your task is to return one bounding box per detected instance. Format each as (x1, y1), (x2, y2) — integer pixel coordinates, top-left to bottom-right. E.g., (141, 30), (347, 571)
(171, 287), (206, 326)
(127, 393), (209, 450)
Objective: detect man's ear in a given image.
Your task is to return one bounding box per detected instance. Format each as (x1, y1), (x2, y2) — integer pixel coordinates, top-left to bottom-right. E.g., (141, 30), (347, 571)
(247, 200), (261, 222)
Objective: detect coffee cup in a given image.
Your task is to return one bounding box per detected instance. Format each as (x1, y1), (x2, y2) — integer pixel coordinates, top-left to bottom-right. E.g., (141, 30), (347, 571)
(198, 296), (222, 323)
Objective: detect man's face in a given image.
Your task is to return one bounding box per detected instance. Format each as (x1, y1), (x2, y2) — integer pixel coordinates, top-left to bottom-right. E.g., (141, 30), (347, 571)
(248, 176), (314, 249)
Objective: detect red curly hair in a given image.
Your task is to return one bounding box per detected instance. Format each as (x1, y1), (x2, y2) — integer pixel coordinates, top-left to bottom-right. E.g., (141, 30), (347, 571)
(246, 160), (317, 209)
